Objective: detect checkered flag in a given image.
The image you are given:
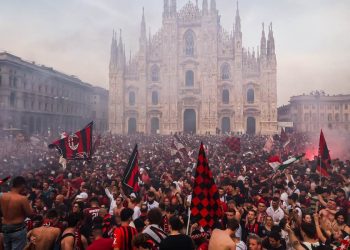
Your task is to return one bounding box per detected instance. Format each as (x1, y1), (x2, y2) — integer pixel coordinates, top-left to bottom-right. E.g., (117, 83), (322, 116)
(190, 142), (223, 230)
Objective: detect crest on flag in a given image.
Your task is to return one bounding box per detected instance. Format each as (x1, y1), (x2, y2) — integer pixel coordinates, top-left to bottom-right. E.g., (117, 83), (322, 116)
(49, 122), (93, 160)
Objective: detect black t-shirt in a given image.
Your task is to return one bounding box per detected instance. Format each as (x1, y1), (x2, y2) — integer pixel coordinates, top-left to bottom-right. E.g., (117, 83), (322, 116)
(262, 238), (287, 250)
(159, 234), (194, 250)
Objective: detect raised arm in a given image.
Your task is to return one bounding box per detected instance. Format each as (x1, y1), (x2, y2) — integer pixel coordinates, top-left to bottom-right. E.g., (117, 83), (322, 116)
(105, 187), (113, 200)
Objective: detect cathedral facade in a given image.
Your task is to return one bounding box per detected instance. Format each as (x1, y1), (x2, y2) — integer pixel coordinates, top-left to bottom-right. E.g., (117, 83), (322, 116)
(108, 0), (277, 135)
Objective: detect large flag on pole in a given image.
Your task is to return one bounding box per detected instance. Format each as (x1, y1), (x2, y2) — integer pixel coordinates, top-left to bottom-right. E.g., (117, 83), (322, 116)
(317, 130), (331, 177)
(190, 143), (222, 230)
(49, 122), (93, 160)
(122, 144), (140, 193)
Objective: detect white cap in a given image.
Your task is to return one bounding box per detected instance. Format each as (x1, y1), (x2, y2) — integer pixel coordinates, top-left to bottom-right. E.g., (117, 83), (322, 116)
(130, 193), (137, 199)
(76, 192), (88, 200)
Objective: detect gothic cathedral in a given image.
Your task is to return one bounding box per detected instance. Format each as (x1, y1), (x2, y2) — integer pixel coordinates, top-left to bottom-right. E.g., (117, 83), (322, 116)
(108, 0), (277, 135)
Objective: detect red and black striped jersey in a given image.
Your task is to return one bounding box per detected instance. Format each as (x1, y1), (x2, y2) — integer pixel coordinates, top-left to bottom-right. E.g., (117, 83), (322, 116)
(112, 225), (138, 250)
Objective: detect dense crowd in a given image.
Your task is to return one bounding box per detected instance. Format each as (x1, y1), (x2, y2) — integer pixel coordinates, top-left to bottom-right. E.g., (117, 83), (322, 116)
(0, 132), (349, 250)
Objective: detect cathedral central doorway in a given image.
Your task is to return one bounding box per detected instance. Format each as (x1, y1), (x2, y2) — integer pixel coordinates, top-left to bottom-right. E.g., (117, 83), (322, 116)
(128, 118), (137, 134)
(247, 117), (256, 135)
(183, 109), (196, 134)
(150, 117), (159, 134)
(221, 117), (230, 134)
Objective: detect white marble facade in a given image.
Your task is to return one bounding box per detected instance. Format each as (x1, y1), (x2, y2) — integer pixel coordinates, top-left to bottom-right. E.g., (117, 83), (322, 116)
(108, 0), (277, 135)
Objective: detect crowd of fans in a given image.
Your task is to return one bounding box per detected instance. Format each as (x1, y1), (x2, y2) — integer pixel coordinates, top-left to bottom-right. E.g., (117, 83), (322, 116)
(0, 132), (349, 250)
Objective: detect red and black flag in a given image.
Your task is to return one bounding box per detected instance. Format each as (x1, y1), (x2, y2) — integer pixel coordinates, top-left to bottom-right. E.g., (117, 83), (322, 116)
(0, 176), (11, 185)
(223, 137), (241, 153)
(317, 129), (331, 177)
(122, 144), (140, 193)
(190, 143), (222, 230)
(49, 122), (93, 160)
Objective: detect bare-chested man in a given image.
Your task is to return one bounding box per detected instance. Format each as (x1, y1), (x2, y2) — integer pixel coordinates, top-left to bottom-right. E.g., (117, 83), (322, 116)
(0, 176), (33, 250)
(26, 209), (61, 250)
(61, 213), (88, 250)
(208, 219), (237, 250)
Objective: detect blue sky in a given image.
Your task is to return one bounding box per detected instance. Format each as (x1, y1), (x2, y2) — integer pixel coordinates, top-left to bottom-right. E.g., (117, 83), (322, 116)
(0, 0), (349, 105)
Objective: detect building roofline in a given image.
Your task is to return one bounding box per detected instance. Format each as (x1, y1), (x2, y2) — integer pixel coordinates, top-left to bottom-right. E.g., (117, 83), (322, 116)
(0, 51), (92, 88)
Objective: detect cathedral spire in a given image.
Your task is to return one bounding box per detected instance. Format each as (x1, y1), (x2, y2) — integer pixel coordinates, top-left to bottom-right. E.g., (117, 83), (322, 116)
(118, 29), (125, 67)
(268, 22), (275, 56)
(170, 0), (176, 17)
(260, 22), (266, 57)
(140, 7), (146, 41)
(202, 0), (208, 15)
(163, 0), (169, 18)
(235, 1), (241, 33)
(210, 0), (216, 14)
(109, 29), (118, 69)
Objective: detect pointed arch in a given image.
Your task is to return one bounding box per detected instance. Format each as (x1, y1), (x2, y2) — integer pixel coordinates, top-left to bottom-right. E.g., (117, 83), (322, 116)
(247, 89), (254, 103)
(184, 30), (195, 56)
(221, 63), (231, 80)
(151, 65), (160, 82)
(222, 89), (229, 104)
(185, 70), (194, 87)
(151, 91), (159, 105)
(129, 91), (136, 106)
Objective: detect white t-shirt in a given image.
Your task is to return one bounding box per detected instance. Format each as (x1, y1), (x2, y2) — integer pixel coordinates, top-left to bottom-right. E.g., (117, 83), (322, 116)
(236, 241), (247, 250)
(146, 200), (159, 211)
(266, 206), (285, 225)
(133, 205), (141, 220)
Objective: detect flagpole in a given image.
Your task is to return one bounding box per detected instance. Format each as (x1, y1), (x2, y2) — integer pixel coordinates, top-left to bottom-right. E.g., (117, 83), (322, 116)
(186, 206), (191, 235)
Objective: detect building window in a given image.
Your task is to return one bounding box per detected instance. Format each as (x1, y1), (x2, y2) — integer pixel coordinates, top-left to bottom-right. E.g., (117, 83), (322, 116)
(10, 92), (16, 107)
(151, 65), (160, 82)
(221, 63), (230, 80)
(345, 104), (348, 110)
(13, 77), (17, 88)
(185, 70), (194, 87)
(335, 113), (340, 121)
(304, 113), (309, 122)
(0, 76), (2, 86)
(247, 89), (254, 103)
(335, 104), (339, 110)
(129, 91), (135, 106)
(345, 114), (349, 122)
(151, 91), (158, 105)
(328, 113), (332, 121)
(184, 30), (195, 56)
(222, 89), (229, 104)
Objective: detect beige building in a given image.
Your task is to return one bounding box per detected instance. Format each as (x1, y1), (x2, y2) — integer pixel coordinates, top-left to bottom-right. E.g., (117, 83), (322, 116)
(0, 52), (108, 135)
(286, 91), (350, 133)
(91, 86), (109, 133)
(109, 1), (278, 135)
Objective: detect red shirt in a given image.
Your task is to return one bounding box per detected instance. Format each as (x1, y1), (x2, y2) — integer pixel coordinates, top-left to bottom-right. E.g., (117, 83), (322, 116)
(113, 226), (138, 250)
(87, 238), (113, 250)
